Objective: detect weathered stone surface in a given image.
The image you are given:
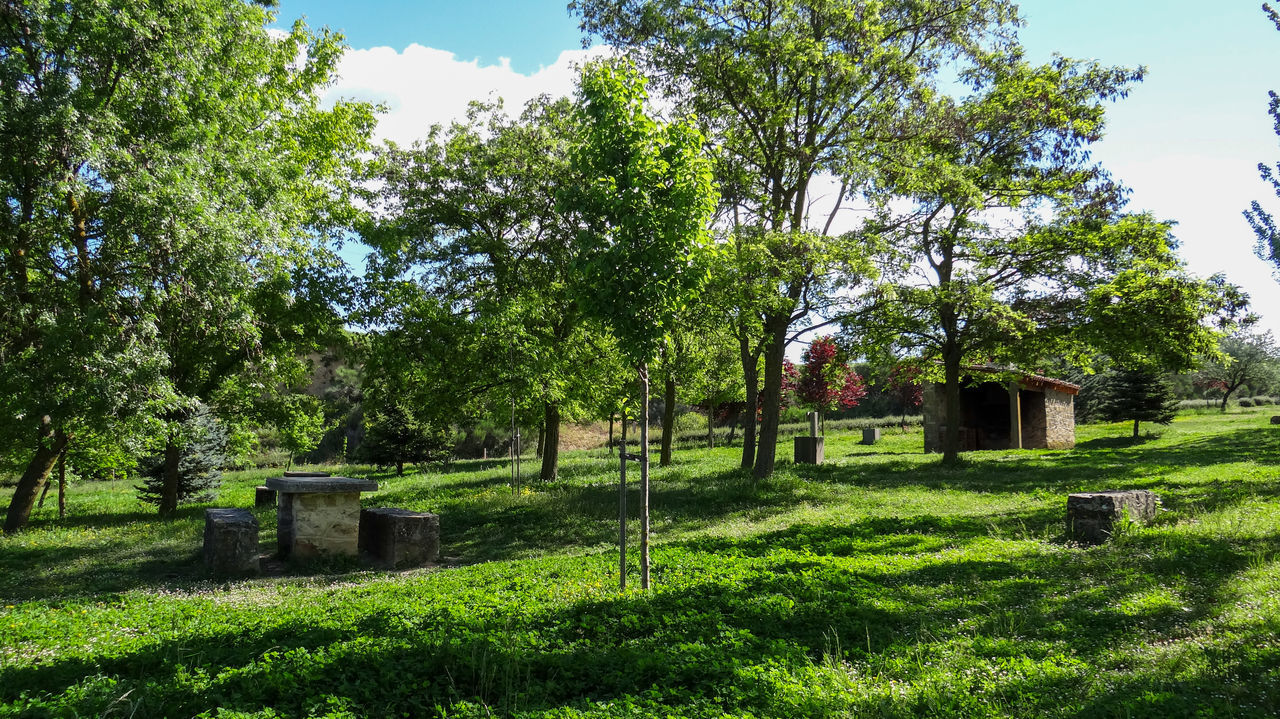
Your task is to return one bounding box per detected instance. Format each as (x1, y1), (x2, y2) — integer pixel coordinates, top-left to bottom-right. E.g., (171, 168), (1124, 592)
(203, 508), (259, 574)
(284, 470), (332, 478)
(280, 492), (363, 558)
(359, 508), (440, 568)
(255, 486), (276, 508)
(794, 436), (824, 464)
(1066, 490), (1158, 544)
(266, 476), (377, 493)
(1044, 388), (1076, 449)
(861, 428), (881, 445)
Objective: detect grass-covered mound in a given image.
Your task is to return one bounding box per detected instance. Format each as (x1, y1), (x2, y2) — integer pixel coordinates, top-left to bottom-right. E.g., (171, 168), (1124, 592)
(2, 411), (1279, 717)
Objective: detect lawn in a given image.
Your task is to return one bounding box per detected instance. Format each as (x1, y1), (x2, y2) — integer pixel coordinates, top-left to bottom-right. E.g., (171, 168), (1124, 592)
(2, 410), (1279, 718)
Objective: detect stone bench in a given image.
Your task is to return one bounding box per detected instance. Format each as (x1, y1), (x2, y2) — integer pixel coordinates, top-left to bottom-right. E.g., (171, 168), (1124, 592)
(1066, 490), (1158, 544)
(255, 486), (276, 508)
(861, 427), (881, 445)
(359, 508), (440, 568)
(203, 508), (259, 574)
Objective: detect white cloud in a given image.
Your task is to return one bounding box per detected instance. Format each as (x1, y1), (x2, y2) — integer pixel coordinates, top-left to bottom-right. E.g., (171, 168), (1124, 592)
(324, 44), (609, 146)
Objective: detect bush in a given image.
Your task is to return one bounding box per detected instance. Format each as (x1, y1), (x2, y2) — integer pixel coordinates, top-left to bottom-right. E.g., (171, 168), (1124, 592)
(1255, 396), (1274, 406)
(1240, 397), (1256, 408)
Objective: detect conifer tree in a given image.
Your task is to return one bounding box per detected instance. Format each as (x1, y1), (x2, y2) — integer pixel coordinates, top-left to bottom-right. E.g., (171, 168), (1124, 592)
(1098, 368), (1180, 438)
(136, 406), (226, 507)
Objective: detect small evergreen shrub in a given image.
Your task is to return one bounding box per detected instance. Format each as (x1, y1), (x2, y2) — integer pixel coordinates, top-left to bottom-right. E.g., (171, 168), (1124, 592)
(136, 406), (227, 507)
(1240, 397), (1256, 407)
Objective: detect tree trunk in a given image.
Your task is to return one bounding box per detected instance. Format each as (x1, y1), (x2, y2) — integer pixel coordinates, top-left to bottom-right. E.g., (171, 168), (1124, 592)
(753, 317), (789, 480)
(536, 422), (545, 459)
(57, 451), (66, 520)
(942, 348), (963, 466)
(37, 474), (52, 509)
(1220, 392), (1231, 412)
(4, 424), (69, 533)
(639, 364), (651, 590)
(159, 435), (181, 517)
(618, 412), (627, 590)
(740, 335), (759, 470)
(609, 414), (615, 455)
(540, 402), (560, 482)
(1133, 419), (1140, 438)
(660, 375), (676, 466)
(396, 459), (404, 476)
(707, 396), (714, 449)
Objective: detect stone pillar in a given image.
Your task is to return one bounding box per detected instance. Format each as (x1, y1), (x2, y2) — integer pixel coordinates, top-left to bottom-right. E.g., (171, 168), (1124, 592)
(794, 436), (823, 464)
(359, 508), (441, 568)
(1066, 490), (1158, 543)
(808, 411), (819, 437)
(203, 508), (259, 575)
(861, 427), (881, 445)
(266, 476), (378, 559)
(255, 486), (276, 509)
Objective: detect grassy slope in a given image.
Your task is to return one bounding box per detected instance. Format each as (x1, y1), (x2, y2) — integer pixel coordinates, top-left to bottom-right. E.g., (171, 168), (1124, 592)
(1, 411), (1279, 717)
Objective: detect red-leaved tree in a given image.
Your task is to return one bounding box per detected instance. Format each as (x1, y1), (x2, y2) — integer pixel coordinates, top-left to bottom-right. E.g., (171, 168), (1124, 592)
(886, 363), (924, 429)
(793, 337), (866, 433)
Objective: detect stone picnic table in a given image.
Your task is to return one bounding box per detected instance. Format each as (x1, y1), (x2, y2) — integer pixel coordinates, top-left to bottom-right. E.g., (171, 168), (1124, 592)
(265, 473), (378, 558)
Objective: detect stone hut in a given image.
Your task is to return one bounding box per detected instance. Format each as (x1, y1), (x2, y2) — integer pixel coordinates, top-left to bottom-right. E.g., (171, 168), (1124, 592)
(922, 369), (1078, 453)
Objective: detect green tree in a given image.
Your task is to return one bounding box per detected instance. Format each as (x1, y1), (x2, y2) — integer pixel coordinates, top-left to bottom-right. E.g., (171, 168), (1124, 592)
(362, 97), (618, 484)
(1195, 331), (1280, 410)
(1098, 368), (1180, 438)
(860, 47), (1226, 464)
(359, 397), (452, 477)
(572, 0), (1015, 478)
(1245, 4), (1280, 275)
(564, 59), (717, 589)
(275, 396), (329, 471)
(0, 1), (373, 530)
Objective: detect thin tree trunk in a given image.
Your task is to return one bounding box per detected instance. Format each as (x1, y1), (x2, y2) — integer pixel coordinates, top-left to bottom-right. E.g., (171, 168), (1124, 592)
(740, 336), (759, 469)
(608, 414), (614, 455)
(37, 474), (52, 509)
(753, 317), (788, 480)
(536, 422), (545, 459)
(639, 364), (651, 590)
(396, 459), (404, 476)
(707, 396), (714, 449)
(1133, 419), (1140, 438)
(57, 451), (66, 520)
(540, 402), (560, 482)
(660, 375), (676, 466)
(159, 435), (181, 517)
(619, 412), (627, 590)
(4, 423), (69, 533)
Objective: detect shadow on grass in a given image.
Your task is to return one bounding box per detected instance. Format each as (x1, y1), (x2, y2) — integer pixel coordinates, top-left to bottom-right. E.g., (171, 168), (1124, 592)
(4, 517), (1278, 718)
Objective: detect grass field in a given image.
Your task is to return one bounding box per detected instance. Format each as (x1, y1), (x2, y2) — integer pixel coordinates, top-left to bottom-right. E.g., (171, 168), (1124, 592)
(2, 410), (1279, 717)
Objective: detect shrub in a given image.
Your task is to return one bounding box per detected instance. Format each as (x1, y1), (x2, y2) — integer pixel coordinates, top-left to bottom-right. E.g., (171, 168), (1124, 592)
(135, 406), (227, 507)
(1240, 397), (1256, 408)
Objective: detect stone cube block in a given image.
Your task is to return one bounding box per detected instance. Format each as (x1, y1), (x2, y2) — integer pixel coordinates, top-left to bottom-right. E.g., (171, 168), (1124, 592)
(203, 508), (259, 574)
(794, 436), (824, 464)
(861, 428), (881, 445)
(255, 486), (276, 508)
(359, 507), (440, 568)
(1066, 490), (1158, 544)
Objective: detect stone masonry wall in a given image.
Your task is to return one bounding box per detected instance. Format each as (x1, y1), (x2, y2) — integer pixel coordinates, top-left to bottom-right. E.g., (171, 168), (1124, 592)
(1045, 388), (1076, 449)
(289, 492), (361, 557)
(922, 383), (944, 453)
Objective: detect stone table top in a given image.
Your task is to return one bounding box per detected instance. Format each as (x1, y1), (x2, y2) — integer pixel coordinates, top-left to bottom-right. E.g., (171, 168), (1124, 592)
(265, 476), (378, 493)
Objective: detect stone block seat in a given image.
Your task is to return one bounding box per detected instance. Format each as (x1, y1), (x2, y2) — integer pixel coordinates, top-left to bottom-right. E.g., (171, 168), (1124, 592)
(359, 508), (440, 568)
(861, 427), (881, 445)
(203, 508), (259, 574)
(794, 437), (824, 464)
(265, 475), (378, 558)
(255, 486), (276, 508)
(1066, 490), (1158, 544)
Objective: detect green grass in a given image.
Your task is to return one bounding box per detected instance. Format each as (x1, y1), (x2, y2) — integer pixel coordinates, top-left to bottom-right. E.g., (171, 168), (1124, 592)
(2, 411), (1280, 717)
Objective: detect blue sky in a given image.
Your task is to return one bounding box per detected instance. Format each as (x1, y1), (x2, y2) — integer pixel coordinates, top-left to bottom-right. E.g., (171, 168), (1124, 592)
(275, 0), (1280, 336)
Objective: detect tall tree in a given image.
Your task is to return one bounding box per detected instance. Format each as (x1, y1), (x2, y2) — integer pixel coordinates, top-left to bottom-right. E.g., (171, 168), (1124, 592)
(859, 46), (1228, 463)
(0, 1), (373, 530)
(362, 97), (617, 484)
(1245, 4), (1280, 275)
(572, 0), (1016, 478)
(565, 59), (717, 589)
